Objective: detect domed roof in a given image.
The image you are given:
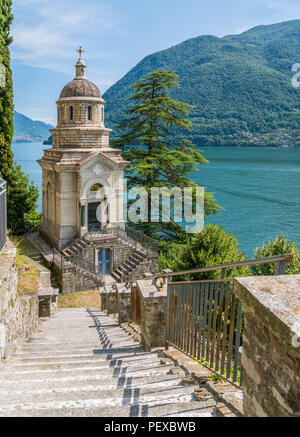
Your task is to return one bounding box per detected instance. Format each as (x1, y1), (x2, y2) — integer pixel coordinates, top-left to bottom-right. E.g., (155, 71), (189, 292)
(60, 78), (101, 99)
(59, 48), (101, 99)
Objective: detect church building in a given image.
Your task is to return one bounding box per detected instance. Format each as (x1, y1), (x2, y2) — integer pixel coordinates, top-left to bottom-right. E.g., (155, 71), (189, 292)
(38, 49), (158, 292)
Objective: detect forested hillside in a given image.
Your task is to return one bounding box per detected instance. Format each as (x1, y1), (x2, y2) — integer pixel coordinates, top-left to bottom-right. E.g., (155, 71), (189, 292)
(13, 111), (54, 142)
(103, 20), (300, 148)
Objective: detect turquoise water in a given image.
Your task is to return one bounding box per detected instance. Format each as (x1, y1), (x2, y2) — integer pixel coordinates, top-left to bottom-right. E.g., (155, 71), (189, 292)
(12, 142), (300, 258)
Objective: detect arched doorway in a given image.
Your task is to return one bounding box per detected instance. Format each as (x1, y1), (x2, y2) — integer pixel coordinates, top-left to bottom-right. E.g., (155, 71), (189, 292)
(87, 183), (106, 231)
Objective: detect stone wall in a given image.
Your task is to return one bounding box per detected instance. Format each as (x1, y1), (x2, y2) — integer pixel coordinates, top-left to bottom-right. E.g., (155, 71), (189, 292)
(58, 267), (100, 294)
(234, 275), (300, 417)
(136, 278), (168, 351)
(84, 238), (135, 272)
(0, 254), (39, 361)
(106, 287), (117, 316)
(115, 283), (131, 325)
(99, 287), (107, 312)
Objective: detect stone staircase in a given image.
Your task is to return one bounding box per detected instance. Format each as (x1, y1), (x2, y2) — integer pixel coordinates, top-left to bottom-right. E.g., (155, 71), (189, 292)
(111, 250), (149, 282)
(62, 232), (155, 284)
(62, 235), (90, 258)
(0, 309), (215, 417)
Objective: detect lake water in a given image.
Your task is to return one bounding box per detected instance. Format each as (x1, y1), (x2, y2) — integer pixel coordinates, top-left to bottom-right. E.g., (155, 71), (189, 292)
(12, 142), (300, 258)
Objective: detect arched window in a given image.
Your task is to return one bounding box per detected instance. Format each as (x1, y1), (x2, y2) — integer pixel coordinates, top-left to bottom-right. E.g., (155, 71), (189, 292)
(69, 106), (74, 121)
(88, 106), (92, 121)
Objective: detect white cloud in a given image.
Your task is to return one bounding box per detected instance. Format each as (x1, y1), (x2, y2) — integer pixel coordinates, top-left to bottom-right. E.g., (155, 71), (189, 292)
(11, 0), (118, 73)
(260, 0), (300, 14)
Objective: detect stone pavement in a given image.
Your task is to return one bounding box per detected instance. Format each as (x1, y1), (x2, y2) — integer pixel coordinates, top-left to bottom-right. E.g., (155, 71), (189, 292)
(0, 308), (216, 417)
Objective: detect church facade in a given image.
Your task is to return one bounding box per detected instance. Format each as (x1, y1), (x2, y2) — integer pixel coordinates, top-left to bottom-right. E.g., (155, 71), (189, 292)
(38, 49), (158, 292)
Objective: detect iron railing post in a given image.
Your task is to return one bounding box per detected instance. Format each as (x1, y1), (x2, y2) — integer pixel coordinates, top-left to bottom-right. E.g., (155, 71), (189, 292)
(276, 260), (287, 275)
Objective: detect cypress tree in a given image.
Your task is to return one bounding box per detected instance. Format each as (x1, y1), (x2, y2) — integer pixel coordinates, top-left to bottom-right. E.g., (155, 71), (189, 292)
(112, 70), (221, 241)
(0, 0), (13, 182)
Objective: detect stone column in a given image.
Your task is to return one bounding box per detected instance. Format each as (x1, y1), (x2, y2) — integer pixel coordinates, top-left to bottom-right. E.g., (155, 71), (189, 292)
(99, 287), (107, 312)
(136, 279), (168, 351)
(234, 275), (300, 417)
(115, 283), (131, 325)
(38, 289), (59, 317)
(106, 287), (117, 316)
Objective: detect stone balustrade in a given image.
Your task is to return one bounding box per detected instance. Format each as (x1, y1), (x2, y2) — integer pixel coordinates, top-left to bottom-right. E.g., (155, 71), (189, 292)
(115, 283), (131, 325)
(136, 278), (168, 351)
(99, 273), (169, 351)
(234, 275), (300, 417)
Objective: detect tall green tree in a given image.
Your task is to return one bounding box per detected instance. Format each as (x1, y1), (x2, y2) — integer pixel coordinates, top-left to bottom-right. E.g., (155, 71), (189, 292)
(253, 234), (300, 276)
(112, 70), (221, 240)
(159, 224), (250, 279)
(7, 164), (40, 235)
(0, 0), (13, 182)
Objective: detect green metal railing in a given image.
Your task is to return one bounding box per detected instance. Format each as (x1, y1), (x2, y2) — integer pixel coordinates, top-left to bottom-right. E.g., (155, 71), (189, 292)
(165, 253), (293, 386)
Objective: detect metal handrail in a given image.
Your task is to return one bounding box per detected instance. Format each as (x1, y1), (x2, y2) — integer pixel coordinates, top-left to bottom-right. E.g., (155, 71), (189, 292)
(148, 253), (294, 281)
(64, 226), (159, 258)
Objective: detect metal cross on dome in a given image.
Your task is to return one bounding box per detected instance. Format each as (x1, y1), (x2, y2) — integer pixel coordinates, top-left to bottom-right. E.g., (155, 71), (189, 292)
(77, 46), (85, 59)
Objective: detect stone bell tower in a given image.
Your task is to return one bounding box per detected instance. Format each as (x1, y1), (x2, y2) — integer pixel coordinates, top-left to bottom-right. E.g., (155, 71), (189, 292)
(38, 48), (130, 251)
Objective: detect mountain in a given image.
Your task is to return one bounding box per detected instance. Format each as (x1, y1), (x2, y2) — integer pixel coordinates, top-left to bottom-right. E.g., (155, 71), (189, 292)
(13, 110), (54, 142)
(103, 20), (300, 148)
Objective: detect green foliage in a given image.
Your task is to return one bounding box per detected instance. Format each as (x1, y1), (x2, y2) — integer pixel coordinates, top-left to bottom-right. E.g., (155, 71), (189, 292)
(7, 164), (40, 235)
(112, 70), (221, 240)
(104, 20), (300, 148)
(0, 0), (14, 181)
(161, 224), (250, 279)
(253, 234), (300, 275)
(158, 240), (187, 272)
(210, 374), (226, 383)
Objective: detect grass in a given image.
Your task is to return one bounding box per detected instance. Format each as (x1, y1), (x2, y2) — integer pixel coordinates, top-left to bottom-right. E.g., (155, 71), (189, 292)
(58, 290), (101, 309)
(16, 255), (40, 294)
(8, 234), (41, 295)
(9, 234), (40, 257)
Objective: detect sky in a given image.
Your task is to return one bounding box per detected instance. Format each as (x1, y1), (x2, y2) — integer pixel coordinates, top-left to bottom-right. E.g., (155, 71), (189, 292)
(10, 0), (300, 125)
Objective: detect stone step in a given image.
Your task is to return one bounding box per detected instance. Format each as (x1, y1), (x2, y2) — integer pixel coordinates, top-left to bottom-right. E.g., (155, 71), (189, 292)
(132, 252), (145, 262)
(10, 350), (153, 364)
(0, 400), (215, 418)
(0, 381), (202, 406)
(125, 259), (138, 269)
(0, 371), (185, 392)
(111, 271), (122, 282)
(20, 335), (138, 345)
(123, 261), (135, 271)
(0, 362), (173, 381)
(4, 355), (161, 371)
(14, 345), (143, 358)
(135, 250), (147, 259)
(0, 308), (214, 418)
(16, 346), (140, 358)
(15, 344), (142, 357)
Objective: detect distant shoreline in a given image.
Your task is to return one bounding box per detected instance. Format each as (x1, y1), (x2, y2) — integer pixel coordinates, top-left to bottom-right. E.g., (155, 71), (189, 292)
(13, 139), (46, 144)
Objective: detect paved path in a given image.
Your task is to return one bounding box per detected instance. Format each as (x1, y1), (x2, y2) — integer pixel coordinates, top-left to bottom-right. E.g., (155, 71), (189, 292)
(0, 309), (215, 417)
